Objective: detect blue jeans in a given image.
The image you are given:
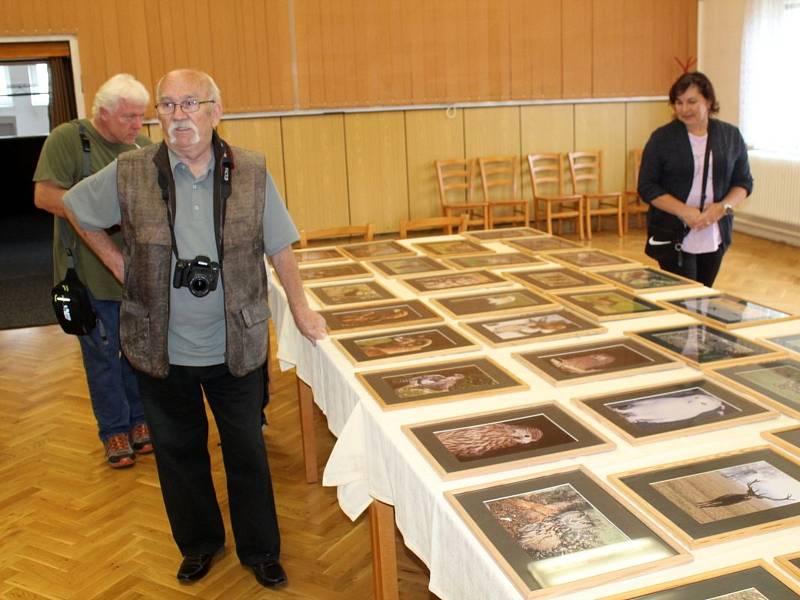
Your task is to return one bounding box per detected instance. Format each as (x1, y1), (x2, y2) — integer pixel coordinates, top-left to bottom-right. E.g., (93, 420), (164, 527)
(77, 295), (144, 441)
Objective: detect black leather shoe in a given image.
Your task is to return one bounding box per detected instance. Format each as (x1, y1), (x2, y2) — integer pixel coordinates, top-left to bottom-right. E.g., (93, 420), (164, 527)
(251, 561), (288, 588)
(177, 553), (215, 582)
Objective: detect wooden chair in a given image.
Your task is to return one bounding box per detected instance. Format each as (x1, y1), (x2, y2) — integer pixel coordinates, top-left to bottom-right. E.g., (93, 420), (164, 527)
(298, 224), (375, 248)
(624, 148), (648, 231)
(434, 159), (487, 229)
(478, 155), (530, 229)
(567, 150), (623, 240)
(399, 214), (469, 238)
(527, 153), (584, 239)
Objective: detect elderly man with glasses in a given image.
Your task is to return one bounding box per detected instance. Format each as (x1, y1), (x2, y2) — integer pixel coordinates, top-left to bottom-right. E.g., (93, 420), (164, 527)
(61, 69), (326, 589)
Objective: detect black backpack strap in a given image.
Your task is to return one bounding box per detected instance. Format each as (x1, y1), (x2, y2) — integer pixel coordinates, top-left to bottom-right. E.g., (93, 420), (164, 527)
(58, 121), (94, 268)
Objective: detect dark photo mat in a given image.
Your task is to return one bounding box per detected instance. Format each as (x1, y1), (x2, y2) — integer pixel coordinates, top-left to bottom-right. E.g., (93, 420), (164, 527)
(461, 308), (606, 347)
(547, 249), (640, 270)
(338, 240), (417, 261)
(574, 376), (775, 443)
(761, 332), (800, 356)
(299, 261), (372, 283)
(462, 227), (549, 241)
(762, 425), (800, 458)
(504, 266), (608, 293)
(399, 269), (510, 295)
(319, 299), (443, 334)
(708, 358), (800, 418)
(293, 246), (349, 265)
(591, 265), (702, 294)
(413, 239), (496, 258)
(663, 293), (794, 330)
(556, 288), (670, 322)
(611, 446), (800, 548)
(404, 402), (614, 479)
(441, 252), (549, 270)
(430, 288), (557, 319)
(306, 280), (396, 307)
(367, 255), (451, 278)
(503, 236), (583, 254)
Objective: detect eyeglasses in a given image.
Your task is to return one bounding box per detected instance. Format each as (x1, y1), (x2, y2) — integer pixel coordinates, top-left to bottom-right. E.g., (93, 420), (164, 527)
(155, 99), (215, 115)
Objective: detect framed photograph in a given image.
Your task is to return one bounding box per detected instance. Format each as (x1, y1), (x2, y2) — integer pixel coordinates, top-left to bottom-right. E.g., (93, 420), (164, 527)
(503, 236), (583, 254)
(412, 239), (496, 258)
(306, 280), (396, 307)
(356, 356), (528, 410)
(547, 249), (640, 270)
(662, 293), (795, 330)
(629, 324), (783, 368)
(504, 266), (608, 293)
(462, 227), (548, 242)
(398, 269), (510, 295)
(591, 266), (702, 294)
(441, 252), (549, 270)
(776, 551), (800, 583)
(461, 308), (606, 348)
(573, 376), (775, 444)
(430, 288), (558, 319)
(708, 358), (800, 419)
(368, 255), (451, 278)
(610, 446), (800, 548)
(557, 288), (671, 322)
(299, 262), (372, 283)
(602, 560), (800, 600)
(293, 247), (348, 265)
(762, 425), (800, 457)
(403, 403), (614, 480)
(513, 337), (683, 387)
(319, 299), (443, 334)
(446, 467), (688, 599)
(331, 323), (480, 366)
(338, 240), (416, 261)
(760, 332), (800, 356)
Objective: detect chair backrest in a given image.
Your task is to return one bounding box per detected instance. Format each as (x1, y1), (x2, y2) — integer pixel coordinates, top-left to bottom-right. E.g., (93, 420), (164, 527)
(568, 150), (603, 194)
(399, 214), (469, 238)
(298, 224), (375, 248)
(435, 159), (478, 208)
(527, 153), (567, 197)
(478, 155), (520, 201)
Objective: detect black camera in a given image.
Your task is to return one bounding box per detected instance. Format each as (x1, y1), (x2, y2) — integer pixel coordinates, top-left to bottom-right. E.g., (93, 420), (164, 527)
(173, 255), (220, 298)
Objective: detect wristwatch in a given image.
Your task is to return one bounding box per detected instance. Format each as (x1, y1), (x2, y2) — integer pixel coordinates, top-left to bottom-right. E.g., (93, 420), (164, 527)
(723, 203), (734, 216)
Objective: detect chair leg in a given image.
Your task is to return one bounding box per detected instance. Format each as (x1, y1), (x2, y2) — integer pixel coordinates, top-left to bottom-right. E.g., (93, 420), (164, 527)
(617, 198), (624, 237)
(584, 198), (592, 241)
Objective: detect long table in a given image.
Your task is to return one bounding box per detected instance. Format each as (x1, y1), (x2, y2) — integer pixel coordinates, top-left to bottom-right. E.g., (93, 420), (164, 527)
(269, 234), (800, 600)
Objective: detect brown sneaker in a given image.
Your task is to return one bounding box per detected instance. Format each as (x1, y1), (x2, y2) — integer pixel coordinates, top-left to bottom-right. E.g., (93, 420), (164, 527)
(130, 423), (154, 454)
(104, 433), (135, 468)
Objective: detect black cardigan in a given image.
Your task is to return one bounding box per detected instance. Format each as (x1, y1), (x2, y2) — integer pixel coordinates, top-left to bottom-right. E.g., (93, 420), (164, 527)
(638, 118), (753, 250)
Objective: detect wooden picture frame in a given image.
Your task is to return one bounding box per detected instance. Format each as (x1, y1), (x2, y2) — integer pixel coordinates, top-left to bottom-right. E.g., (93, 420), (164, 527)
(514, 337), (683, 387)
(462, 227), (548, 242)
(403, 403), (614, 480)
(762, 425), (800, 458)
(461, 308), (606, 348)
(776, 551), (800, 583)
(356, 356), (528, 410)
(338, 240), (416, 261)
(707, 358), (800, 419)
(602, 560), (800, 600)
(503, 236), (583, 254)
(504, 266), (608, 293)
(305, 280), (396, 307)
(629, 324), (783, 369)
(293, 246), (348, 265)
(412, 239), (496, 258)
(610, 445), (800, 548)
(368, 255), (451, 278)
(441, 252), (549, 271)
(299, 262), (372, 283)
(430, 288), (558, 320)
(331, 323), (480, 366)
(759, 332), (800, 356)
(319, 299), (443, 335)
(556, 288), (671, 322)
(547, 248), (640, 270)
(573, 376), (776, 444)
(446, 467), (689, 599)
(661, 293), (795, 330)
(591, 265), (702, 294)
(398, 269), (510, 295)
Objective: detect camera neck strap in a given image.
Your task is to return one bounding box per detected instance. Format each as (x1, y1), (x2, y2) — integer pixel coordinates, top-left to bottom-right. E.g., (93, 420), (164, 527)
(698, 125), (712, 212)
(153, 130), (234, 264)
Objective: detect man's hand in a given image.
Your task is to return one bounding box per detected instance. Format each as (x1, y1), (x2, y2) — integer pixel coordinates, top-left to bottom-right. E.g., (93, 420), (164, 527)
(293, 305), (328, 345)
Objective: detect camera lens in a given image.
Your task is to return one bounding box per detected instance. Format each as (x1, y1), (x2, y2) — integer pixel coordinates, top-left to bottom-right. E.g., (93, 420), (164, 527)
(189, 275), (210, 297)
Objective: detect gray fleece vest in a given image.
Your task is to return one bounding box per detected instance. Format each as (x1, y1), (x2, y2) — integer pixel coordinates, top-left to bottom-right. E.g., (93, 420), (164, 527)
(116, 143), (270, 378)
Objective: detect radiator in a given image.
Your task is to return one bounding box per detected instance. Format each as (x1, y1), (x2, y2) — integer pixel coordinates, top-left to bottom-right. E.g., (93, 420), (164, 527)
(735, 152), (800, 246)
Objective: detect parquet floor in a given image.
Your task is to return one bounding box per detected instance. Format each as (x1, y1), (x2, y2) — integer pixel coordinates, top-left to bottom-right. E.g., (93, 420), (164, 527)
(0, 229), (798, 600)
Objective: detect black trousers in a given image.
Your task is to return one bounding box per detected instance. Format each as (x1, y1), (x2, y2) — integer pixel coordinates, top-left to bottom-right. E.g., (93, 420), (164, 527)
(658, 244), (726, 287)
(136, 363), (280, 566)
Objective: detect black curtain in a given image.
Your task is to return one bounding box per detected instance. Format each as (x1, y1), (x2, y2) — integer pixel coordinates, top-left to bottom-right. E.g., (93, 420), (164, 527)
(48, 56), (78, 129)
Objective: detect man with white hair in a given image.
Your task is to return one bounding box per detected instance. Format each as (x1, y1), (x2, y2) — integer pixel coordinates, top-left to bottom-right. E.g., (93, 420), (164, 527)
(33, 73), (152, 469)
(62, 69), (326, 589)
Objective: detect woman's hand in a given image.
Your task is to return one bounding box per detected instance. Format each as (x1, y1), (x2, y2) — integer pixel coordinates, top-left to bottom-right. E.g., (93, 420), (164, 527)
(694, 202), (726, 230)
(680, 205), (705, 230)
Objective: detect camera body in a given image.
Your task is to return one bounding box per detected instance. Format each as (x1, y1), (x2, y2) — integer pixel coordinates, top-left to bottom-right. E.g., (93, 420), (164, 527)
(173, 255), (220, 298)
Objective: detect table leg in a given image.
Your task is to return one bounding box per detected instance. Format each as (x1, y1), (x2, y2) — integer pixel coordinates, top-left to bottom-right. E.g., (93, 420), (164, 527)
(297, 378), (318, 483)
(369, 499), (399, 600)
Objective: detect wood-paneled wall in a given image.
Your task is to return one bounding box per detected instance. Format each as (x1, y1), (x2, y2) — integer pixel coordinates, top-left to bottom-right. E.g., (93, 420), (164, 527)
(148, 101), (672, 234)
(1, 0), (696, 114)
